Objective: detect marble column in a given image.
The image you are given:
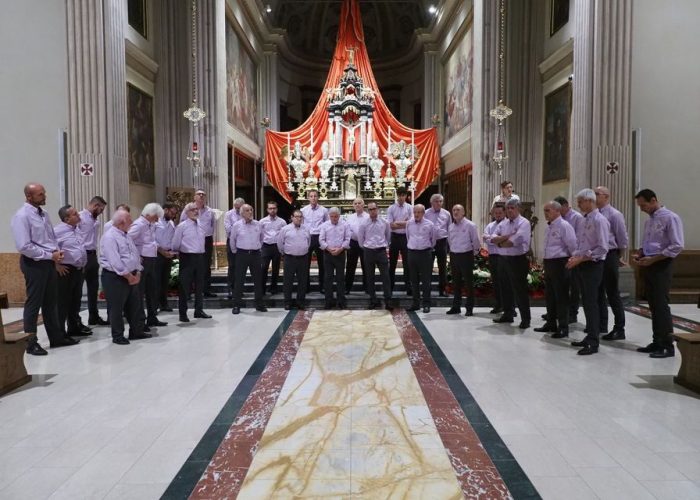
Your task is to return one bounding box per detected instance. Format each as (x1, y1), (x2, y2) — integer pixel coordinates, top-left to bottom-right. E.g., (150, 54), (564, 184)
(261, 49), (280, 132)
(422, 48), (439, 130)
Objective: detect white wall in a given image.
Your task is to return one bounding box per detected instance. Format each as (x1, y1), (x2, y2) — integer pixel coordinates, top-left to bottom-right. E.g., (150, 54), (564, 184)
(630, 0), (700, 248)
(0, 0), (68, 252)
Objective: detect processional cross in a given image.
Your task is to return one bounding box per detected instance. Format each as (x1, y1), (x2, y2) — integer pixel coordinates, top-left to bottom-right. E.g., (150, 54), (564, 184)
(345, 45), (356, 65)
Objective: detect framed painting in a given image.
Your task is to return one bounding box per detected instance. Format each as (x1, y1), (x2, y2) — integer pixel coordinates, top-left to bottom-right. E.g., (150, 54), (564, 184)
(444, 27), (473, 141)
(543, 82), (571, 184)
(128, 0), (147, 39)
(127, 83), (155, 186)
(226, 21), (258, 142)
(550, 0), (570, 37)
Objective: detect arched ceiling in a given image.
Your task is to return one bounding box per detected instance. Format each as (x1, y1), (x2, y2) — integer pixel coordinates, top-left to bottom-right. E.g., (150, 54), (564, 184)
(266, 0), (438, 63)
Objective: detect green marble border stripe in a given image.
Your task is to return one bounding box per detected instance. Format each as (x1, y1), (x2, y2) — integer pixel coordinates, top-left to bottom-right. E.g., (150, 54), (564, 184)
(160, 311), (298, 500)
(406, 312), (541, 500)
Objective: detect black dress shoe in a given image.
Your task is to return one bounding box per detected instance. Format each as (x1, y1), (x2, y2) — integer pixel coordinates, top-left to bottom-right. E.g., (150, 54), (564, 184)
(602, 328), (625, 341)
(438, 291), (447, 297)
(637, 343), (660, 353)
(179, 315), (190, 323)
(256, 306), (268, 312)
(112, 336), (130, 345)
(577, 345), (598, 355)
(129, 333), (153, 340)
(518, 321), (530, 329)
(160, 306), (174, 312)
(493, 316), (514, 324)
(68, 329), (92, 337)
(194, 311), (212, 319)
(551, 329), (569, 339)
(26, 341), (48, 356)
(541, 313), (548, 320)
(446, 307), (461, 315)
(50, 337), (80, 348)
(571, 340), (587, 347)
(650, 346), (675, 358)
(465, 310), (473, 317)
(534, 324), (557, 333)
(568, 315), (578, 324)
(232, 307), (240, 314)
(89, 317), (110, 326)
(489, 308), (502, 314)
(284, 304), (291, 311)
(143, 326), (151, 333)
(147, 320), (168, 327)
(423, 306), (431, 313)
(407, 304), (420, 312)
(204, 291), (217, 298)
(79, 325), (93, 334)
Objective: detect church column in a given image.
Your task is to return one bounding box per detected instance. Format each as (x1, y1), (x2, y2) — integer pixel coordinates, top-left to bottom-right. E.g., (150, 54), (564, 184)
(261, 48), (280, 131)
(422, 48), (439, 130)
(65, 0), (110, 210)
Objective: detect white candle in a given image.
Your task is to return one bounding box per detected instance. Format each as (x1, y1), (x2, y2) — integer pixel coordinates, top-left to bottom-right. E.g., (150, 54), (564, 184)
(411, 131), (415, 162)
(388, 126), (392, 155)
(310, 126), (314, 152)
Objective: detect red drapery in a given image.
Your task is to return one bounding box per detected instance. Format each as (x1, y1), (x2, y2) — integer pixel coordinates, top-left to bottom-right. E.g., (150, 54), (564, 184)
(264, 0), (440, 202)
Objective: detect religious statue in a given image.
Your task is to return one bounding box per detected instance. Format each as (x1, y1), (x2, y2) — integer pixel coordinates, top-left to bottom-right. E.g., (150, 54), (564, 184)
(395, 149), (412, 182)
(290, 141), (306, 182)
(317, 141), (333, 180)
(368, 141), (384, 181)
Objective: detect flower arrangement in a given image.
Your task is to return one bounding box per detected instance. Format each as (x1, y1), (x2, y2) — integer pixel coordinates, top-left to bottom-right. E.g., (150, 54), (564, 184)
(169, 259), (180, 290)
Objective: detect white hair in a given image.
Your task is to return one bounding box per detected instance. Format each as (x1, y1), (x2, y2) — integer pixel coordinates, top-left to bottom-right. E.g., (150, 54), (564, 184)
(142, 203), (164, 218)
(576, 188), (596, 202)
(234, 197), (245, 206)
(413, 204), (425, 212)
(430, 193), (443, 203)
(328, 207), (341, 215)
(184, 202), (198, 214)
(111, 209), (130, 225)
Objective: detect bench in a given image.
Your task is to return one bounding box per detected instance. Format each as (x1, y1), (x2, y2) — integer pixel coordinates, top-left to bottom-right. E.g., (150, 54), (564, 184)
(673, 333), (700, 394)
(0, 306), (32, 397)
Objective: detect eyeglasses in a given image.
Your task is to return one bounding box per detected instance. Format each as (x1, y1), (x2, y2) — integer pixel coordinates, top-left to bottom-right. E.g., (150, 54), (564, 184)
(368, 208), (378, 210)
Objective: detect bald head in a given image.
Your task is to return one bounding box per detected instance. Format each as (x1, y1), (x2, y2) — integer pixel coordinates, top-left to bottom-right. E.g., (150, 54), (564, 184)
(24, 183), (47, 207)
(543, 201), (562, 223)
(594, 186), (611, 208)
(240, 204), (253, 221)
(451, 204), (465, 222)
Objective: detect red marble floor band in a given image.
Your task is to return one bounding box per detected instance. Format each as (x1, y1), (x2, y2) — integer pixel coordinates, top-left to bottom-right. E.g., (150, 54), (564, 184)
(392, 310), (513, 499)
(625, 304), (700, 333)
(189, 310), (313, 499)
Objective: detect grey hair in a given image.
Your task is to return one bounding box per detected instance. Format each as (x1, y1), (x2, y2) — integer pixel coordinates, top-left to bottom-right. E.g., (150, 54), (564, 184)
(58, 204), (73, 222)
(505, 198), (520, 208)
(548, 200), (562, 211)
(328, 207), (341, 215)
(576, 188), (596, 202)
(142, 202), (164, 218)
(111, 209), (130, 225)
(234, 197), (245, 206)
(430, 193), (444, 203)
(413, 204), (426, 213)
(183, 202), (198, 214)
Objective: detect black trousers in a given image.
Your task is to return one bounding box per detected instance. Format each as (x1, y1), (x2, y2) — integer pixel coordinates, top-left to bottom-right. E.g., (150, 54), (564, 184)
(283, 254), (309, 307)
(345, 239), (367, 292)
(364, 247), (391, 303)
(226, 237), (236, 294)
(261, 243), (281, 293)
(643, 258), (675, 348)
(101, 270), (143, 339)
(450, 251), (474, 311)
(408, 249), (432, 307)
(501, 254), (531, 322)
(157, 254), (173, 308)
(57, 265), (84, 334)
(599, 249), (626, 331)
(84, 250), (100, 320)
(20, 257), (64, 343)
(389, 233), (410, 291)
(233, 250), (264, 307)
(569, 276), (580, 319)
(575, 260), (605, 347)
(178, 252), (205, 316)
(204, 235), (213, 290)
(324, 251), (347, 306)
(307, 234), (325, 291)
(139, 256), (159, 322)
(543, 257), (571, 329)
(489, 254), (504, 311)
(433, 238), (448, 292)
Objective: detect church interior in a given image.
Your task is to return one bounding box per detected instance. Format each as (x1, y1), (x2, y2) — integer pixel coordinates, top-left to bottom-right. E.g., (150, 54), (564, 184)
(1, 0), (700, 498)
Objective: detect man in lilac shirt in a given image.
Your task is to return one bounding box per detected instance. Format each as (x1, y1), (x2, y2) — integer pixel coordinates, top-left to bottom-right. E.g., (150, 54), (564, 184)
(634, 189), (685, 358)
(277, 210), (311, 310)
(566, 188), (610, 355)
(387, 186), (413, 294)
(55, 205), (91, 338)
(406, 204), (436, 313)
(260, 201), (287, 295)
(301, 190), (329, 293)
(155, 202), (178, 312)
(230, 204), (267, 314)
(171, 203), (212, 322)
(345, 198), (369, 294)
(180, 189), (216, 296)
(224, 197), (245, 298)
(78, 195), (108, 326)
(11, 183), (78, 355)
(358, 201), (393, 310)
(129, 203), (167, 329)
(555, 196), (583, 323)
(319, 207), (351, 309)
(534, 201), (577, 338)
(483, 204), (506, 315)
(446, 204), (480, 317)
(99, 210), (146, 345)
(595, 186), (628, 340)
(491, 199), (532, 328)
(425, 194), (451, 296)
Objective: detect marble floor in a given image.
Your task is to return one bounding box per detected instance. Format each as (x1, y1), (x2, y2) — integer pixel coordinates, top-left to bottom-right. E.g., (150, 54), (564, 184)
(0, 303), (699, 499)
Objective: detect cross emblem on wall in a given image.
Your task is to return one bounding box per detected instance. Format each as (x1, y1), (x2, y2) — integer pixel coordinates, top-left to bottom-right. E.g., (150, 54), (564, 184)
(80, 163), (94, 176)
(605, 161), (619, 174)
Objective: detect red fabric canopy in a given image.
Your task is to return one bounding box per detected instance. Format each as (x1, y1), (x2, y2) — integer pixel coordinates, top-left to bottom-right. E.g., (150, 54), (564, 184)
(264, 0), (439, 202)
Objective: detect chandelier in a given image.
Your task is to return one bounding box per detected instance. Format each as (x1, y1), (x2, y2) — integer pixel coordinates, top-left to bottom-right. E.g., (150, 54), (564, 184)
(489, 0), (511, 171)
(183, 0), (206, 178)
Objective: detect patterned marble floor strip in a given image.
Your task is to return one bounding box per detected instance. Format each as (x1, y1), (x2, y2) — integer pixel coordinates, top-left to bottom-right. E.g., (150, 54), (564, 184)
(401, 311), (541, 499)
(161, 310), (305, 499)
(626, 304), (700, 332)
